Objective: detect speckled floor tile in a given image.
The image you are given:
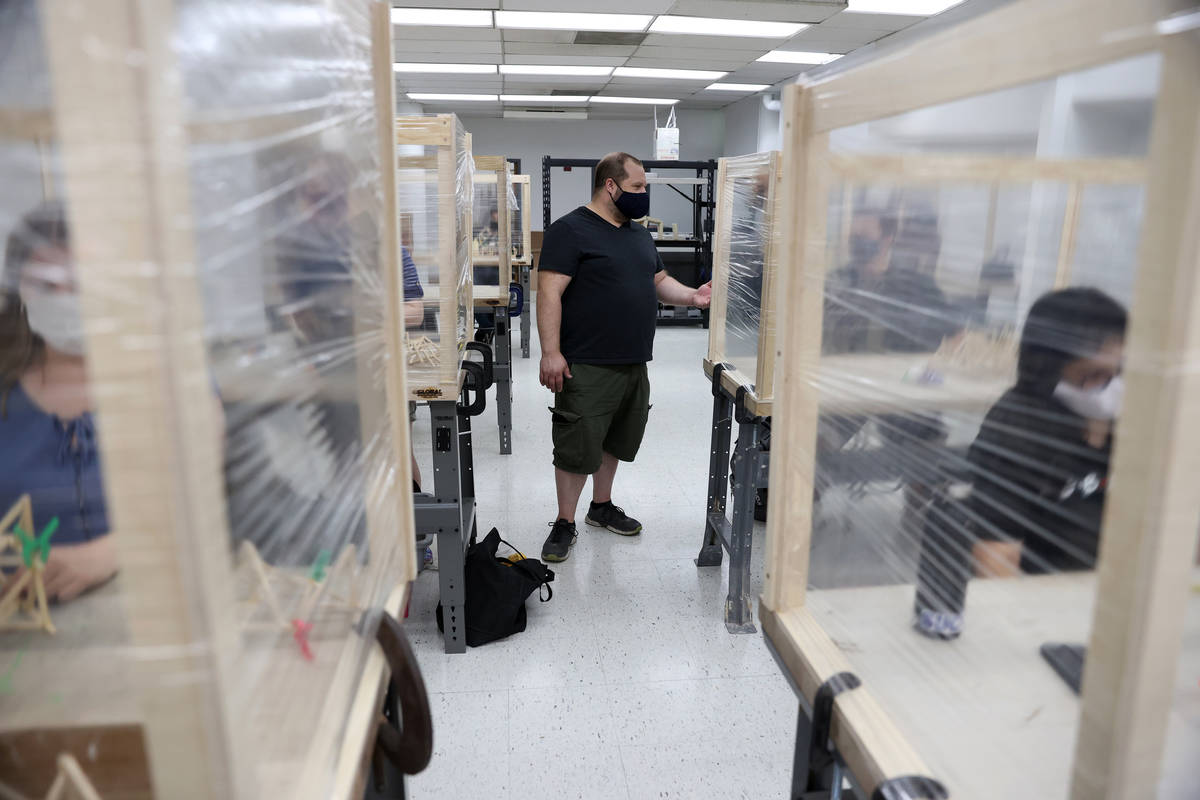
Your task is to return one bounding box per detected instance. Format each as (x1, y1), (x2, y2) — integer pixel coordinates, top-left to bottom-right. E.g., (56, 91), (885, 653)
(404, 328), (794, 800)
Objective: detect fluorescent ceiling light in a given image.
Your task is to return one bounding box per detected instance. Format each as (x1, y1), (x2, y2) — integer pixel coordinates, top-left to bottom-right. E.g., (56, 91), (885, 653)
(505, 110), (588, 120)
(613, 66), (727, 81)
(393, 63), (497, 74)
(407, 93), (498, 102)
(500, 95), (591, 103)
(648, 15), (807, 38)
(757, 50), (842, 64)
(705, 82), (770, 92)
(391, 8), (493, 27)
(500, 65), (613, 76)
(494, 11), (651, 32)
(589, 96), (679, 105)
(846, 0), (964, 14)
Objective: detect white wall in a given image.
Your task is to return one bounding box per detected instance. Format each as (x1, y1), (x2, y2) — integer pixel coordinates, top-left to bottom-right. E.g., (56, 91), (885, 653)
(722, 93), (782, 158)
(723, 95), (760, 158)
(460, 109), (724, 233)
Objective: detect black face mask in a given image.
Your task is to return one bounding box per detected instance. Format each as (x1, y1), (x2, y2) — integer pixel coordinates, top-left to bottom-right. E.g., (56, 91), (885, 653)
(609, 184), (650, 220)
(849, 234), (882, 263)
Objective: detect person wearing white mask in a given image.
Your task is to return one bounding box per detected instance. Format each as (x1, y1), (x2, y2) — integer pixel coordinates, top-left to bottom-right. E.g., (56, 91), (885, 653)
(964, 287), (1126, 576)
(0, 201), (117, 601)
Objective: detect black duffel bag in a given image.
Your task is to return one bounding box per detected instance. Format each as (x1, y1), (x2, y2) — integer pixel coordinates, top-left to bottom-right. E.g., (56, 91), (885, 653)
(436, 528), (554, 647)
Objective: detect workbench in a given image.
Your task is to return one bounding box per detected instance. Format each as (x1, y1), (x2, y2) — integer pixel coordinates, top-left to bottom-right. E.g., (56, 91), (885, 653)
(698, 354), (1009, 634)
(0, 577), (416, 799)
(764, 570), (1200, 799)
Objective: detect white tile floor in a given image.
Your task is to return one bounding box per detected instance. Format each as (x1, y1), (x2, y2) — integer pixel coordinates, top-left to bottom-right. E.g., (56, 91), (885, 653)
(406, 325), (796, 800)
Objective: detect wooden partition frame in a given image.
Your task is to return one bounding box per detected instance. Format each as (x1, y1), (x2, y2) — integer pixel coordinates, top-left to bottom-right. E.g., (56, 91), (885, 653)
(705, 151), (783, 415)
(2, 2), (417, 797)
(471, 156), (513, 288)
(762, 1), (1200, 797)
(511, 173), (533, 268)
(395, 113), (473, 402)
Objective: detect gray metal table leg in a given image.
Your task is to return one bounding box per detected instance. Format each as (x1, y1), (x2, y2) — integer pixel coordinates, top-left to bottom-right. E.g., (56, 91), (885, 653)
(429, 400), (467, 654)
(724, 417), (760, 634)
(696, 389), (733, 568)
(495, 306), (513, 455)
(519, 265), (532, 359)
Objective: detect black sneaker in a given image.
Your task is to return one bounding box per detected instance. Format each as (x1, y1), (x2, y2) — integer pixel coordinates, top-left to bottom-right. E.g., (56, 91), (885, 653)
(585, 501), (642, 536)
(541, 519), (578, 562)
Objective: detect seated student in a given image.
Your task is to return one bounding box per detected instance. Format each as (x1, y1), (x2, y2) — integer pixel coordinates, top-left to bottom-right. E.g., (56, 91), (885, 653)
(0, 201), (116, 602)
(967, 287), (1126, 575)
(914, 287), (1126, 638)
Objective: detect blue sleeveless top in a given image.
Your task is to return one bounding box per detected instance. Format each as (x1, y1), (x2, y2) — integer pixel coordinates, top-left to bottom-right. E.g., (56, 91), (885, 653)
(1, 382), (109, 545)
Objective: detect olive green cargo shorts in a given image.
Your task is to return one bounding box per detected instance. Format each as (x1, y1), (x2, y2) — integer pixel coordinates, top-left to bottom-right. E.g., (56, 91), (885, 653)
(550, 363), (651, 475)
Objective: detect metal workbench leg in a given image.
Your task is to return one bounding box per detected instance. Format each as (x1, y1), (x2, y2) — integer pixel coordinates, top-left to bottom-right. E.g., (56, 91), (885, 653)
(430, 400), (466, 654)
(457, 396), (478, 545)
(520, 264), (532, 359)
(495, 306), (513, 455)
(696, 389), (733, 567)
(724, 417), (760, 634)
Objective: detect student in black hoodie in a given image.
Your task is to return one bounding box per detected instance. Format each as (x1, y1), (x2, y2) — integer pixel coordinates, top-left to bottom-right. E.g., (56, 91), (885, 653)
(967, 287), (1126, 574)
(915, 287), (1126, 637)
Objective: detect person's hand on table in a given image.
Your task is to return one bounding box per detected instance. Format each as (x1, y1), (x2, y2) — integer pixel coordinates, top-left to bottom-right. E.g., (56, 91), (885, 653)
(40, 534), (118, 602)
(540, 352), (572, 392)
(691, 281), (712, 309)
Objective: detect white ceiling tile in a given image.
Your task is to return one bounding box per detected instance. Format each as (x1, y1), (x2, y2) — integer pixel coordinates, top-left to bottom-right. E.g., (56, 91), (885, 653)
(392, 1), (498, 7)
(502, 54), (629, 66)
(504, 42), (638, 57)
(639, 33), (778, 50)
(664, 0), (844, 24)
(790, 26), (891, 45)
(395, 40), (505, 55)
(393, 26), (502, 41)
(821, 9), (922, 29)
(502, 0), (675, 11)
(499, 29), (577, 44)
(624, 55), (749, 71)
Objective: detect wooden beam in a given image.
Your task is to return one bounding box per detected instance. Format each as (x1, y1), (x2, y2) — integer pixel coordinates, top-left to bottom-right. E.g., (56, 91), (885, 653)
(754, 154), (783, 404)
(39, 0), (244, 795)
(823, 152), (1147, 186)
(1053, 182), (1083, 288)
(1070, 29), (1200, 800)
(806, 0), (1174, 135)
(396, 115), (451, 147)
(706, 157), (732, 366)
(762, 606), (934, 798)
(762, 84), (827, 614)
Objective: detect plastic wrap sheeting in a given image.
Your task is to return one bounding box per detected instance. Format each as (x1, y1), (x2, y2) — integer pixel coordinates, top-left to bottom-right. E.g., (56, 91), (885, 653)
(0, 1), (413, 797)
(776, 50), (1199, 799)
(396, 114), (472, 400)
(470, 162), (518, 287)
(510, 173), (531, 265)
(708, 151), (780, 403)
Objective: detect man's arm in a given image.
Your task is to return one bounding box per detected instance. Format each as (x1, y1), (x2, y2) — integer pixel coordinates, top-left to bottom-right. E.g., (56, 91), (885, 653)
(654, 270), (712, 308)
(404, 299), (424, 327)
(537, 270), (574, 392)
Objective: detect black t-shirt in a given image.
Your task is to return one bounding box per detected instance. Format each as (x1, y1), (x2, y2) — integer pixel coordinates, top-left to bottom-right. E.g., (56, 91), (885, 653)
(966, 388), (1110, 573)
(539, 206), (665, 364)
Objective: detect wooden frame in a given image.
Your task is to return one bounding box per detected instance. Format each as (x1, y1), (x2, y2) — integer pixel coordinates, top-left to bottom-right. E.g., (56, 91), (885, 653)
(705, 151), (783, 415)
(763, 1), (1200, 798)
(470, 156), (513, 286)
(825, 152), (1148, 297)
(1, 2), (417, 797)
(511, 173), (533, 268)
(395, 113), (473, 402)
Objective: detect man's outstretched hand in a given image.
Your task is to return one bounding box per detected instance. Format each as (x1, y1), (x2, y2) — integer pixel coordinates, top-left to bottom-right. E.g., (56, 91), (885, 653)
(540, 351), (573, 392)
(692, 281), (713, 309)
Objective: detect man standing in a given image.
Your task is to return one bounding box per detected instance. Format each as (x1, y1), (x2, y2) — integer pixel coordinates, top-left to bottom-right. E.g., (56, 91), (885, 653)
(537, 152), (710, 562)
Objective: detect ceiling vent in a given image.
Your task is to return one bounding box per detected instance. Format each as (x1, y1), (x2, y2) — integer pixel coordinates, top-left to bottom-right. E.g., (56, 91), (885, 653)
(573, 31), (647, 46)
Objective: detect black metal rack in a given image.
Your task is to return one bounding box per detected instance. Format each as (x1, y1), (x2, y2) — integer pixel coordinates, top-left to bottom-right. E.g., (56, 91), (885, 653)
(541, 156), (717, 325)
